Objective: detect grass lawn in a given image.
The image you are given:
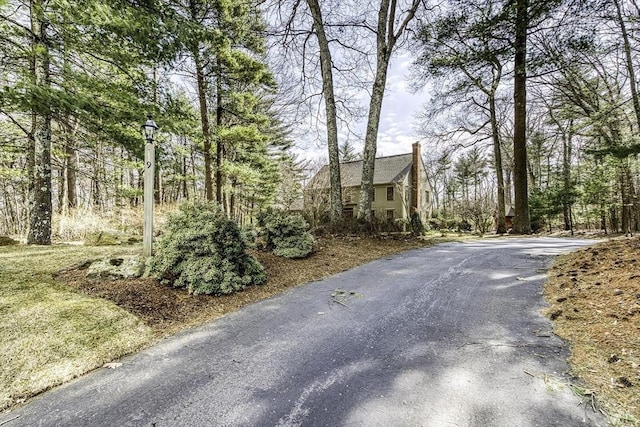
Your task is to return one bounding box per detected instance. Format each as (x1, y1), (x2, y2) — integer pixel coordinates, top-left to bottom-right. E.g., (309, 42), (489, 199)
(0, 245), (153, 411)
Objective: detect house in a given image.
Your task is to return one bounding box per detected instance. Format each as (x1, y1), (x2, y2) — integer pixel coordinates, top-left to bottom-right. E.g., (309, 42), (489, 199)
(494, 205), (515, 230)
(306, 142), (432, 222)
(505, 205), (515, 229)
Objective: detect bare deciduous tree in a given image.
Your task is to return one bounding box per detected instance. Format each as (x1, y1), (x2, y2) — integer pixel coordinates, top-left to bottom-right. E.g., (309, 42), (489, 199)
(358, 0), (423, 222)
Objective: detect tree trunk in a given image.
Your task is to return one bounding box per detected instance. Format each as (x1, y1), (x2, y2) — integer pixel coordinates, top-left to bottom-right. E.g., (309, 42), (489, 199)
(358, 59), (390, 222)
(191, 146), (198, 198)
(358, 0), (420, 222)
(66, 138), (77, 209)
(182, 137), (189, 200)
(490, 95), (507, 234)
(137, 169), (143, 207)
(358, 0), (393, 223)
(116, 147), (124, 208)
(632, 175), (639, 233)
(92, 141), (102, 209)
(230, 179), (237, 221)
(152, 66), (161, 204)
(512, 0), (530, 234)
(57, 162), (65, 215)
(562, 123), (573, 231)
(307, 0), (342, 222)
(621, 162), (632, 235)
(614, 0), (640, 131)
(610, 206), (619, 233)
(27, 0), (52, 245)
(215, 58), (224, 205)
(128, 152), (137, 207)
(193, 49), (213, 201)
(504, 166), (512, 205)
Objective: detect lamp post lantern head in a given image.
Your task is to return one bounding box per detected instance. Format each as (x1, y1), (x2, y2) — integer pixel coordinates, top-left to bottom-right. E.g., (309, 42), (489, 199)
(142, 114), (158, 143)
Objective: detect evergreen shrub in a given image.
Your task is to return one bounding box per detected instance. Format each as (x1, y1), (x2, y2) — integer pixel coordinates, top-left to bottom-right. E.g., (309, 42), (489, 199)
(410, 213), (425, 236)
(258, 209), (314, 259)
(150, 202), (265, 295)
(240, 224), (258, 249)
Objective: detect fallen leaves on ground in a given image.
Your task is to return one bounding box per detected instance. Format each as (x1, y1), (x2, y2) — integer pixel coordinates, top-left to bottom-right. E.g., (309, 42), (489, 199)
(545, 235), (640, 426)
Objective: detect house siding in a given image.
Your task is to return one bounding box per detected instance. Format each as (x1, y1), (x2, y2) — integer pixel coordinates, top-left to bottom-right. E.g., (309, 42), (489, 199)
(416, 163), (432, 219)
(343, 180), (411, 220)
(306, 145), (433, 223)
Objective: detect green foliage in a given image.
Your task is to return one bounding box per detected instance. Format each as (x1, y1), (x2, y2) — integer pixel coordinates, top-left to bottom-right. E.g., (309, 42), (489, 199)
(458, 199), (494, 234)
(0, 0), (288, 237)
(0, 236), (18, 246)
(529, 186), (565, 233)
(579, 159), (614, 226)
(428, 216), (460, 231)
(150, 202), (265, 295)
(240, 224), (258, 249)
(258, 209), (314, 259)
(410, 213), (425, 236)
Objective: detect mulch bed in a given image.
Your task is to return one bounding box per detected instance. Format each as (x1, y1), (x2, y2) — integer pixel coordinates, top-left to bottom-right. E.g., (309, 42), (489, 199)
(57, 236), (431, 338)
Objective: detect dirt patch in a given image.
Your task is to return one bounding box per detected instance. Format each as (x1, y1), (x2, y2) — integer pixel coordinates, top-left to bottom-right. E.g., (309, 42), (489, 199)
(58, 236), (433, 338)
(544, 235), (640, 425)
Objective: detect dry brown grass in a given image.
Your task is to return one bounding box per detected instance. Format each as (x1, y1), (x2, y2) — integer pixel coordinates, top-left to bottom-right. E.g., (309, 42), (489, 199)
(544, 235), (640, 426)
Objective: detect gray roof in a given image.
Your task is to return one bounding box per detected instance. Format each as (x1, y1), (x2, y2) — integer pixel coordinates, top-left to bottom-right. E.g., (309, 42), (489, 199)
(309, 153), (413, 189)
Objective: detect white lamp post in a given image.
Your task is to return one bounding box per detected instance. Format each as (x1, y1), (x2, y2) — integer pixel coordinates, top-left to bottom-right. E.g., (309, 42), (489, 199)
(142, 115), (158, 257)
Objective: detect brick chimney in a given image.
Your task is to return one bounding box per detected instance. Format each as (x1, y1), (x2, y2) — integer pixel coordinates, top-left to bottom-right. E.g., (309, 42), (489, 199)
(411, 142), (420, 216)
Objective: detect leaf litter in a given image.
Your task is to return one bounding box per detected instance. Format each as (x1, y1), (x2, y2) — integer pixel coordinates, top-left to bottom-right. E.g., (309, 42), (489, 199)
(544, 235), (640, 426)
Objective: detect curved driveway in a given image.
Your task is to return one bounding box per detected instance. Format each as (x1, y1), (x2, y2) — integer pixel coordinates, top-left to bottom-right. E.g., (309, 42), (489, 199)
(1, 238), (606, 426)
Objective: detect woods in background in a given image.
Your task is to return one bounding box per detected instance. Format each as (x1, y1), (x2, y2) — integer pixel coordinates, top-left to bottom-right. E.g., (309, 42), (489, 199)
(0, 0), (298, 242)
(412, 0), (640, 235)
(2, 0), (640, 241)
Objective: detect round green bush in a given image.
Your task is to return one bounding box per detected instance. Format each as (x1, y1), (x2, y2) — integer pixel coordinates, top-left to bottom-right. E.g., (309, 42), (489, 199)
(258, 209), (314, 259)
(150, 202), (265, 295)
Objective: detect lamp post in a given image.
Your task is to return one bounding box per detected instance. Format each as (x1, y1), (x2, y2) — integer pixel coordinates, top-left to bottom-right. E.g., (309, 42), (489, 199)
(142, 115), (158, 257)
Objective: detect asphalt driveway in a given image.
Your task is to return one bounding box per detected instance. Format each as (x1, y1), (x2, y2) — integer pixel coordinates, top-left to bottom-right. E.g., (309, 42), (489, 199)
(1, 237), (607, 426)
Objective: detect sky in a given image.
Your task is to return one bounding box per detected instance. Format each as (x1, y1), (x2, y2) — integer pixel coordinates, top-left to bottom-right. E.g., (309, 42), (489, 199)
(376, 54), (428, 157)
(290, 52), (429, 164)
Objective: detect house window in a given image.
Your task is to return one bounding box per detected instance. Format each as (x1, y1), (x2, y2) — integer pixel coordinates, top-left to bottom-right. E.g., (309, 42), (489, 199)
(372, 188), (376, 202)
(343, 207), (354, 218)
(386, 209), (394, 221)
(344, 189), (352, 203)
(425, 191), (430, 204)
(386, 186), (394, 201)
